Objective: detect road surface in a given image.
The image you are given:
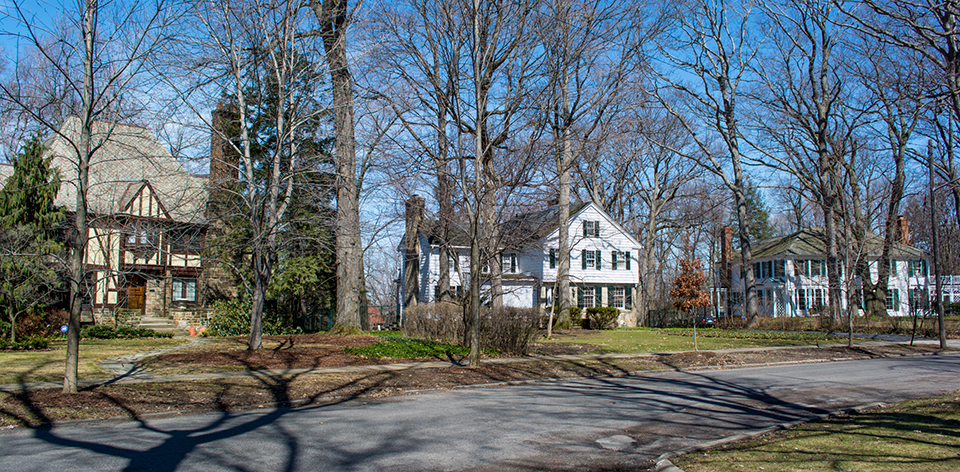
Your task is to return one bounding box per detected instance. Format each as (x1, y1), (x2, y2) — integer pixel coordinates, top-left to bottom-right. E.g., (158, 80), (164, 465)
(2, 354), (958, 471)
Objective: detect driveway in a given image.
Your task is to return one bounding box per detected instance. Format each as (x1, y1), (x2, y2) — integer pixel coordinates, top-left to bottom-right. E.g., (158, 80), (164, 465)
(1, 353), (958, 471)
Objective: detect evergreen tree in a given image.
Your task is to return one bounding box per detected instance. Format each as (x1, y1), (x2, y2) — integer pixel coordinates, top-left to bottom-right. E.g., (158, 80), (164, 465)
(0, 136), (64, 342)
(732, 184), (776, 247)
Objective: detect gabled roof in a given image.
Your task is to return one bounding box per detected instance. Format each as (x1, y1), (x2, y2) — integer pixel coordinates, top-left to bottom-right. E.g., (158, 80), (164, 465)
(748, 227), (928, 260)
(500, 202), (589, 246)
(43, 117), (207, 223)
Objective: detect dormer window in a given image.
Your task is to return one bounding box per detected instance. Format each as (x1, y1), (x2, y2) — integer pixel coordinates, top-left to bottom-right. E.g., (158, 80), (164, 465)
(583, 220), (600, 238)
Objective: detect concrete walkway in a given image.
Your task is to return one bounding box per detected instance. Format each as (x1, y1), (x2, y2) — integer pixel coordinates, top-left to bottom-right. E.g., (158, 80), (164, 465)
(0, 337), (938, 393)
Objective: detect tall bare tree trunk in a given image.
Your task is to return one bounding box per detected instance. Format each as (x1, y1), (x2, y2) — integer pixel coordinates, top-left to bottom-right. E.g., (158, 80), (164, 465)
(312, 0), (362, 333)
(64, 0), (96, 394)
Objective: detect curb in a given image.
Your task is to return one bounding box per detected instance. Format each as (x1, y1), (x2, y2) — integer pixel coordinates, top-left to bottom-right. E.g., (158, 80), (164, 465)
(651, 402), (887, 472)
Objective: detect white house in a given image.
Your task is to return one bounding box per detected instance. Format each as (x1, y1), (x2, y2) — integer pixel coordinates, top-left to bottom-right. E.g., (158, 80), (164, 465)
(399, 200), (643, 326)
(718, 225), (931, 318)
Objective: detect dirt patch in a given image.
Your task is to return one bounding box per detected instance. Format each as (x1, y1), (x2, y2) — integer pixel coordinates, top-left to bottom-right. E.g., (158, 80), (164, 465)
(0, 341), (951, 428)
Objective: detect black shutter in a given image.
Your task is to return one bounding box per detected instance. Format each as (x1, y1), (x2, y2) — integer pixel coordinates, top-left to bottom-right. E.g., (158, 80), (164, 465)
(612, 251), (618, 270)
(626, 286), (633, 310)
(582, 250), (587, 270)
(550, 249), (556, 269)
(583, 221), (588, 238)
(596, 250), (602, 270)
(595, 286), (603, 305)
(626, 251), (631, 270)
(577, 287), (583, 308)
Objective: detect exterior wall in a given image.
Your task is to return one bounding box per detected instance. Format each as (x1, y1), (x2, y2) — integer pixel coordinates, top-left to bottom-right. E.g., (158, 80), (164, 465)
(407, 203), (642, 326)
(729, 256), (931, 317)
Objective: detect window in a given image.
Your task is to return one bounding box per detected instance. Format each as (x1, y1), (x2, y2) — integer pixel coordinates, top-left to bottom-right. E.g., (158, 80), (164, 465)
(501, 253), (517, 273)
(169, 228), (202, 253)
(797, 288), (807, 311)
(811, 260), (825, 277)
(774, 260), (785, 277)
(814, 288), (825, 308)
(577, 287), (601, 308)
(909, 259), (928, 278)
(885, 288), (900, 310)
(126, 221), (158, 248)
(609, 286), (624, 308)
(549, 249), (556, 269)
(612, 251), (630, 270)
(582, 220), (600, 238)
(582, 250), (601, 270)
(172, 278), (197, 302)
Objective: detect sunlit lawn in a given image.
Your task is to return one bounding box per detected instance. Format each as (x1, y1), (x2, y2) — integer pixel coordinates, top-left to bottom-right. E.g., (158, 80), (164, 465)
(0, 338), (185, 384)
(541, 328), (852, 354)
(675, 391), (960, 472)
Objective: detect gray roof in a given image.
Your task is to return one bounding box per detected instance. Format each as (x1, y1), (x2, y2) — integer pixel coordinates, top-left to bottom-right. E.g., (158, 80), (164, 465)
(43, 117), (207, 223)
(748, 228), (928, 260)
(422, 202), (589, 248)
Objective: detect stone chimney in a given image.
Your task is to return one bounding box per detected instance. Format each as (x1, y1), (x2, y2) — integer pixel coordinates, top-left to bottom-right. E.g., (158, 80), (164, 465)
(897, 215), (910, 245)
(403, 195), (425, 309)
(720, 227), (733, 288)
(207, 102), (239, 221)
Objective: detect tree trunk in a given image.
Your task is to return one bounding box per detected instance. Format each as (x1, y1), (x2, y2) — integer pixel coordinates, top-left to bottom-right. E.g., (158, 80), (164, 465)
(65, 0), (95, 393)
(556, 65), (572, 328)
(312, 0), (362, 333)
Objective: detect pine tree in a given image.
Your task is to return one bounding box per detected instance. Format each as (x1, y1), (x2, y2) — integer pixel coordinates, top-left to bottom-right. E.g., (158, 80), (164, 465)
(0, 136), (64, 343)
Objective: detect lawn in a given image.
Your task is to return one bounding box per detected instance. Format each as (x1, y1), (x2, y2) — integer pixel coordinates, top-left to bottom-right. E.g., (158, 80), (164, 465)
(675, 391), (960, 472)
(0, 338), (185, 384)
(540, 328), (852, 353)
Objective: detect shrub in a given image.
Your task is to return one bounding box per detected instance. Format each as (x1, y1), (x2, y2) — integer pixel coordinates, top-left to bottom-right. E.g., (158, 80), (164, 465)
(80, 325), (173, 339)
(402, 303), (543, 355)
(482, 306), (543, 354)
(206, 299), (302, 337)
(585, 306), (619, 330)
(0, 335), (49, 350)
(548, 305), (582, 329)
(345, 336), (471, 358)
(402, 303), (463, 343)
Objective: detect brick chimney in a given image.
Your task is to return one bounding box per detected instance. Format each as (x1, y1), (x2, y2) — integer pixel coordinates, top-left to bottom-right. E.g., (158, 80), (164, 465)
(897, 215), (910, 245)
(403, 195), (425, 308)
(720, 227), (733, 288)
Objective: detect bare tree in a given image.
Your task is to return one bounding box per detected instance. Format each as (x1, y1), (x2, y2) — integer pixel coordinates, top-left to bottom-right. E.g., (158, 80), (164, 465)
(310, 0), (364, 333)
(0, 0), (173, 392)
(647, 0), (762, 325)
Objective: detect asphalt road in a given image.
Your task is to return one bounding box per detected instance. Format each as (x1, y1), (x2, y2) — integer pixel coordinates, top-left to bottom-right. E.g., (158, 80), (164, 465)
(2, 353), (959, 472)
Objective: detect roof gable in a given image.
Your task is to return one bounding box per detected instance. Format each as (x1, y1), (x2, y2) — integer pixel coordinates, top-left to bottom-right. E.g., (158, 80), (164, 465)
(45, 117), (207, 223)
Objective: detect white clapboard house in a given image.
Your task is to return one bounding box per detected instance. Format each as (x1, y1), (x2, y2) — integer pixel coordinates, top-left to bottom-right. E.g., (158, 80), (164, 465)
(399, 200), (643, 326)
(718, 223), (931, 318)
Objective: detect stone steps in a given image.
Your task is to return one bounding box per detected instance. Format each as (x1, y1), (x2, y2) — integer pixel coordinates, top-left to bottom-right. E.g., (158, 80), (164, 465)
(137, 315), (182, 333)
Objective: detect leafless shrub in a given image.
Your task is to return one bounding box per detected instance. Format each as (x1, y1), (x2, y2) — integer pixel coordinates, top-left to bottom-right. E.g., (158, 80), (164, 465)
(403, 303), (543, 355)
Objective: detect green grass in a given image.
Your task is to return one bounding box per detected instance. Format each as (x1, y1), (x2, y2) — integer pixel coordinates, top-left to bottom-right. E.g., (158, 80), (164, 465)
(675, 391), (960, 472)
(541, 328), (851, 353)
(345, 336), (482, 359)
(0, 338), (185, 384)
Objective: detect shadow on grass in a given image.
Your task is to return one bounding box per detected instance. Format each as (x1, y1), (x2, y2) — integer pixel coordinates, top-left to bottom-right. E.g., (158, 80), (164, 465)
(0, 345), (414, 472)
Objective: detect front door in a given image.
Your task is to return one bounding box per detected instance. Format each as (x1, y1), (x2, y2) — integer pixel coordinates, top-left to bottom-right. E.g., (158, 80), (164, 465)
(126, 286), (146, 314)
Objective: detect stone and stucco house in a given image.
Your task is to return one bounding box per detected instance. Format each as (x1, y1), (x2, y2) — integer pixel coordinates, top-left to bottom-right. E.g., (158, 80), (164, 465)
(5, 117), (233, 326)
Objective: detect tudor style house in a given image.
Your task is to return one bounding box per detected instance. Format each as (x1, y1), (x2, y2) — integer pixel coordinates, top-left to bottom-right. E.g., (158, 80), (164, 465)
(718, 221), (931, 318)
(399, 199), (643, 326)
(35, 117), (218, 325)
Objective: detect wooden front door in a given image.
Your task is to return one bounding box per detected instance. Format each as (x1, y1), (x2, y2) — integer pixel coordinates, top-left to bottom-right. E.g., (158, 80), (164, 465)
(127, 286), (146, 312)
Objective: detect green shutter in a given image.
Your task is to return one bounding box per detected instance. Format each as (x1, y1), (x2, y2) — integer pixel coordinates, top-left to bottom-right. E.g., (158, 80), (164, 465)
(583, 222), (588, 238)
(625, 286), (633, 310)
(577, 287), (584, 308)
(611, 251), (618, 270)
(596, 250), (602, 270)
(550, 249), (556, 269)
(626, 251), (631, 270)
(595, 222), (600, 237)
(582, 250), (587, 270)
(595, 286), (603, 306)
